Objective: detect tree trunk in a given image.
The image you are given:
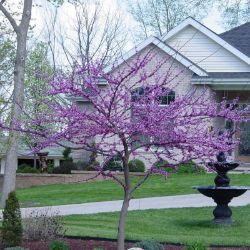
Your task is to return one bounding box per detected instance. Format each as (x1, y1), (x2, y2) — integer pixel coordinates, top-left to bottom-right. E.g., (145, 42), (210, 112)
(0, 0), (32, 207)
(117, 191), (130, 250)
(117, 138), (131, 250)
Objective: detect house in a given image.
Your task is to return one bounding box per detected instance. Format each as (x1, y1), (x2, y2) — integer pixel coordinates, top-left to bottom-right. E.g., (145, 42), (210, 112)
(0, 136), (64, 173)
(90, 17), (250, 165)
(3, 17), (249, 172)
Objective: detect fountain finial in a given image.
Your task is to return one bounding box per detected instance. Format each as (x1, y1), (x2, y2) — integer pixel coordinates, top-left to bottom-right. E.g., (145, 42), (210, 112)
(216, 151), (226, 162)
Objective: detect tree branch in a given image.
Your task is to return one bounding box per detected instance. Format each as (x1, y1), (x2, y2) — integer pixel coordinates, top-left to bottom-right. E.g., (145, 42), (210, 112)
(0, 2), (18, 33)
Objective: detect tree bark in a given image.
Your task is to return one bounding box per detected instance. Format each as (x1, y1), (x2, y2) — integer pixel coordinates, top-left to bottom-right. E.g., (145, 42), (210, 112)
(0, 0), (32, 207)
(117, 137), (131, 250)
(117, 190), (130, 250)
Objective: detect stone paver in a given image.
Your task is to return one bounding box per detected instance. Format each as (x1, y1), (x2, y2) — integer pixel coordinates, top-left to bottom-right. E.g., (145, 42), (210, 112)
(7, 191), (250, 218)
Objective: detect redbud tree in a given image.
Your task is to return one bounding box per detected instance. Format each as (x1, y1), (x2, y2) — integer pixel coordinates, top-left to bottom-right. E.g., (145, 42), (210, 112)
(3, 49), (247, 250)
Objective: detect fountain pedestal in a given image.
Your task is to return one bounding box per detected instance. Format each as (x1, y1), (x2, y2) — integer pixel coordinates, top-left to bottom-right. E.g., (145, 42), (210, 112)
(194, 186), (249, 224)
(193, 152), (250, 224)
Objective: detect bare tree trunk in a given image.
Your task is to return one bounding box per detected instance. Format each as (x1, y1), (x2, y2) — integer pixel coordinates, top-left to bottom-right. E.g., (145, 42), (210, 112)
(0, 0), (32, 207)
(117, 190), (130, 250)
(117, 137), (131, 250)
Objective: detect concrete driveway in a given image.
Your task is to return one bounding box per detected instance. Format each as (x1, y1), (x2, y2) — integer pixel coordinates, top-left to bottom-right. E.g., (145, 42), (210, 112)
(6, 191), (249, 218)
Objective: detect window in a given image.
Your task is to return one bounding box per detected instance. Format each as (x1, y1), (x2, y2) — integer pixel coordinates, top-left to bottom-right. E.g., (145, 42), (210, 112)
(130, 132), (150, 149)
(225, 119), (234, 131)
(131, 86), (175, 105)
(131, 86), (151, 102)
(158, 89), (175, 105)
(130, 87), (175, 148)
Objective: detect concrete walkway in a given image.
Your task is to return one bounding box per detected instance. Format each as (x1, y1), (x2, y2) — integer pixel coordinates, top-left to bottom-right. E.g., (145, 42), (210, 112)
(7, 191), (249, 218)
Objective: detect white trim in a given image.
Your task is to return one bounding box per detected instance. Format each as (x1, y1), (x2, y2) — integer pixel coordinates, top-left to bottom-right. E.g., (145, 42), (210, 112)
(104, 36), (208, 77)
(192, 78), (250, 83)
(161, 17), (250, 66)
(192, 79), (250, 90)
(209, 85), (250, 90)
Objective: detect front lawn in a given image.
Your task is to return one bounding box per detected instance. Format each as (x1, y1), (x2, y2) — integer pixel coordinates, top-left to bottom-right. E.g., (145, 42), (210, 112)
(64, 205), (250, 246)
(16, 173), (250, 207)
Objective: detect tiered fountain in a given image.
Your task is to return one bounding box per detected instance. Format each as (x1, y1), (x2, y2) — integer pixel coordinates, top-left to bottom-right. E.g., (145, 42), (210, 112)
(193, 152), (250, 224)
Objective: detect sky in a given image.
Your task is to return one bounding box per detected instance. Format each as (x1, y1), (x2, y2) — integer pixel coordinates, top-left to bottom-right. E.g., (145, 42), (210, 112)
(0, 0), (227, 42)
(203, 6), (224, 33)
(28, 0), (227, 59)
(31, 0), (226, 37)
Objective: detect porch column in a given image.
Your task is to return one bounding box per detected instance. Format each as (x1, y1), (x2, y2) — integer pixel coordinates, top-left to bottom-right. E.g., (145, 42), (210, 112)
(1, 158), (5, 174)
(54, 159), (60, 167)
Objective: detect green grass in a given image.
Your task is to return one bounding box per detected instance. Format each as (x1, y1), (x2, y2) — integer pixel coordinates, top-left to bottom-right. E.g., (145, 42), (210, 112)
(64, 205), (250, 246)
(16, 173), (250, 207)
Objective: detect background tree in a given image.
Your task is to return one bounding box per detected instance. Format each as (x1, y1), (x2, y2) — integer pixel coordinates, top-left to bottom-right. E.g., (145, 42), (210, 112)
(218, 0), (250, 29)
(125, 0), (213, 40)
(7, 50), (247, 249)
(42, 0), (128, 68)
(0, 0), (77, 207)
(73, 0), (127, 66)
(0, 38), (15, 121)
(22, 41), (54, 168)
(0, 0), (33, 207)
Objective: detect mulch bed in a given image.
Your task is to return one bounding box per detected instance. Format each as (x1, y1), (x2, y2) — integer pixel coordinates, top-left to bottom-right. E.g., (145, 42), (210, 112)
(22, 238), (184, 250)
(0, 238), (249, 250)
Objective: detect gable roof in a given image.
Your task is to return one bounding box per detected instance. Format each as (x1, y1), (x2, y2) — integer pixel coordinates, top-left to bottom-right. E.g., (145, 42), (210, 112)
(220, 22), (250, 58)
(161, 17), (250, 66)
(104, 36), (208, 76)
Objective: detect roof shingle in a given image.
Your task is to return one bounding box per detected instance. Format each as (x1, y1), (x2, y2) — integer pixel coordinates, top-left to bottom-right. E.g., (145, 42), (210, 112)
(220, 22), (250, 58)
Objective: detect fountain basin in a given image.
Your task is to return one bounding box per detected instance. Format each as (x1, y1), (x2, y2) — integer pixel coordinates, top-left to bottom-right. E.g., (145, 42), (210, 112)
(193, 186), (250, 224)
(193, 186), (250, 199)
(208, 162), (239, 172)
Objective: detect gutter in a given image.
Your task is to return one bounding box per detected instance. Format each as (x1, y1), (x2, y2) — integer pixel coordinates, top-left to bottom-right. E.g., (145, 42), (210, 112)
(191, 78), (250, 85)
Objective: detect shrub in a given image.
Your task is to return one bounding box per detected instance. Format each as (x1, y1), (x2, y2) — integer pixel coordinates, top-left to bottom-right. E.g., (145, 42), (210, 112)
(52, 166), (67, 174)
(54, 148), (76, 174)
(86, 160), (100, 171)
(52, 161), (77, 174)
(89, 147), (98, 165)
(62, 147), (73, 162)
(104, 160), (123, 171)
(134, 240), (164, 250)
(2, 192), (23, 248)
(154, 160), (205, 174)
(104, 155), (123, 171)
(154, 160), (175, 173)
(93, 248), (105, 250)
(186, 242), (208, 250)
(23, 209), (65, 241)
(177, 161), (196, 174)
(128, 159), (145, 172)
(47, 161), (55, 174)
(177, 161), (205, 174)
(75, 160), (100, 171)
(49, 240), (69, 250)
(18, 163), (31, 170)
(75, 160), (89, 170)
(17, 165), (40, 174)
